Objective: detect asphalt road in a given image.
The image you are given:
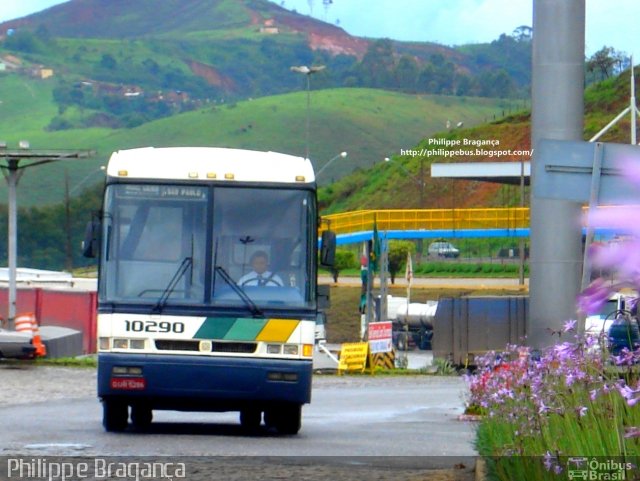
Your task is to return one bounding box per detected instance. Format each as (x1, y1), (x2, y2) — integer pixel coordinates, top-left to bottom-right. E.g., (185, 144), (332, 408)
(0, 367), (475, 467)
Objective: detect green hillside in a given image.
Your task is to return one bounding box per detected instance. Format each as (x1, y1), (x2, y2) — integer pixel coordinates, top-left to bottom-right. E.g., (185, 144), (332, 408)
(319, 66), (640, 214)
(7, 64), (636, 272)
(0, 78), (509, 206)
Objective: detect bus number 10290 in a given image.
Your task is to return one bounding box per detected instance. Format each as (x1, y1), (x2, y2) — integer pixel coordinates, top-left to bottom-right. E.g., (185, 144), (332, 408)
(124, 320), (185, 333)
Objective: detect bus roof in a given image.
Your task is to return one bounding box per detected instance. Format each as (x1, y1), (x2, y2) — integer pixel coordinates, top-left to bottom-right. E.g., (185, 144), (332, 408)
(107, 147), (315, 184)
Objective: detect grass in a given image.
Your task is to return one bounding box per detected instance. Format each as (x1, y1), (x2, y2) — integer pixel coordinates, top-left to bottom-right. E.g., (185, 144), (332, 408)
(0, 83), (507, 207)
(469, 340), (640, 480)
(325, 284), (524, 344)
(318, 111), (531, 213)
(322, 260), (529, 279)
(34, 356), (97, 368)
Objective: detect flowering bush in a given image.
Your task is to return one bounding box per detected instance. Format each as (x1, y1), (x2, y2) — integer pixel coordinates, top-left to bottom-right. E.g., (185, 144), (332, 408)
(467, 157), (640, 479)
(468, 326), (640, 479)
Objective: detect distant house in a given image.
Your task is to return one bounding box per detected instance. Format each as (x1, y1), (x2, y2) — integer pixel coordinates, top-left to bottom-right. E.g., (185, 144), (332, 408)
(38, 68), (54, 79)
(0, 62), (6, 72)
(30, 66), (54, 79)
(1, 55), (22, 70)
(259, 19), (279, 34)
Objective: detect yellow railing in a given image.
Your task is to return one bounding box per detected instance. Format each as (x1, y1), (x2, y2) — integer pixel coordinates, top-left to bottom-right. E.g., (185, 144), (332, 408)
(320, 208), (530, 235)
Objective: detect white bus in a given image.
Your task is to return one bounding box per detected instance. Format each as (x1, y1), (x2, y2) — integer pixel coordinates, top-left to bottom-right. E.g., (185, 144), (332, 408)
(84, 147), (335, 434)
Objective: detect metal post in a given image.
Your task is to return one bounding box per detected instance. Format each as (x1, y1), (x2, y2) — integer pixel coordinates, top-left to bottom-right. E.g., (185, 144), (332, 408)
(419, 158), (424, 208)
(6, 163), (19, 326)
(518, 157), (526, 286)
(631, 56), (637, 145)
(305, 73), (311, 160)
(529, 0), (585, 349)
(579, 143), (604, 338)
(364, 240), (373, 336)
(379, 237), (388, 323)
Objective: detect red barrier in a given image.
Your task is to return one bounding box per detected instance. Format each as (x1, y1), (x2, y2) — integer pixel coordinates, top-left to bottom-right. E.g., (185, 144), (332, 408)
(0, 287), (97, 354)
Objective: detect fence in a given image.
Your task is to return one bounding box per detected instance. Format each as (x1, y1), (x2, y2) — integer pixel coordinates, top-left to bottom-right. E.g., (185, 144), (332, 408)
(0, 287), (97, 354)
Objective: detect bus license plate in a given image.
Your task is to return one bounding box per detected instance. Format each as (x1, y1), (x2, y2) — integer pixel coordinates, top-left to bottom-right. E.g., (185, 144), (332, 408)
(110, 377), (146, 390)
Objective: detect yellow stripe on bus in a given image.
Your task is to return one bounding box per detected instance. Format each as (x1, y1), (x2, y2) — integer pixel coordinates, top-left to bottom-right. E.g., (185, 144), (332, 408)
(256, 319), (300, 342)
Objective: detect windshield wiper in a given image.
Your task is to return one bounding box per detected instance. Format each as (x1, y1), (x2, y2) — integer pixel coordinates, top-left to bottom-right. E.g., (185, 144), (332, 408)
(152, 256), (193, 313)
(214, 265), (264, 318)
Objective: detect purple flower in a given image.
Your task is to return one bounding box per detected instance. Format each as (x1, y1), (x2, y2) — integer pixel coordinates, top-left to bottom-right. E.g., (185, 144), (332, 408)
(586, 206), (640, 237)
(538, 400), (549, 414)
(613, 348), (638, 366)
(543, 451), (554, 471)
(554, 342), (575, 359)
(625, 426), (640, 439)
(577, 278), (614, 315)
(618, 383), (640, 406)
(577, 406), (588, 417)
(563, 319), (577, 333)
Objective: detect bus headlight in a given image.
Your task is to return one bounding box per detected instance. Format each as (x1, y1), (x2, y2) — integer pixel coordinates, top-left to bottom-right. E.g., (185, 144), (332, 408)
(113, 338), (129, 349)
(283, 344), (299, 355)
(266, 344), (281, 354)
(130, 339), (145, 350)
(99, 337), (110, 350)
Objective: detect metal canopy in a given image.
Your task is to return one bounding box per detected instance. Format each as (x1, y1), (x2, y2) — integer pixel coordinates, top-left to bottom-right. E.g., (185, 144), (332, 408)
(0, 148), (95, 325)
(532, 139), (640, 204)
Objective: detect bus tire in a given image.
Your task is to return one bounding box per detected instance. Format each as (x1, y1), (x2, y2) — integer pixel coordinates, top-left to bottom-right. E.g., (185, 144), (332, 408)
(131, 404), (153, 429)
(103, 399), (128, 432)
(265, 404), (301, 435)
(240, 409), (262, 431)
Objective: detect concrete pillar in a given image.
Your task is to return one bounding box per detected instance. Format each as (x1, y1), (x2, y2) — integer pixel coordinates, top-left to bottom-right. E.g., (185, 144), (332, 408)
(529, 0), (585, 348)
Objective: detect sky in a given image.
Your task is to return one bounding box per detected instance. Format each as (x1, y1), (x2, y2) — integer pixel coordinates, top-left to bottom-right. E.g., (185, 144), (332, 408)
(0, 0), (638, 57)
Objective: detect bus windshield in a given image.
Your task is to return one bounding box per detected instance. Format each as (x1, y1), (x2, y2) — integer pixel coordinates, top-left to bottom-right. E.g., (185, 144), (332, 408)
(100, 183), (316, 312)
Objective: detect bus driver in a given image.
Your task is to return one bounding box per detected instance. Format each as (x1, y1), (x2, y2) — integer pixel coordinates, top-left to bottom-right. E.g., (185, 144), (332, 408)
(238, 250), (284, 287)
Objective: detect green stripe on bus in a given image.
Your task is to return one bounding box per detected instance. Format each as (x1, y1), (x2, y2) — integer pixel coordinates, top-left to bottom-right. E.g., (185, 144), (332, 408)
(194, 317), (237, 339)
(224, 318), (268, 341)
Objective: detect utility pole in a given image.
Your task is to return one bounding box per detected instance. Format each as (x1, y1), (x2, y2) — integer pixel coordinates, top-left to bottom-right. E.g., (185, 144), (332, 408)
(0, 146), (94, 326)
(64, 170), (73, 272)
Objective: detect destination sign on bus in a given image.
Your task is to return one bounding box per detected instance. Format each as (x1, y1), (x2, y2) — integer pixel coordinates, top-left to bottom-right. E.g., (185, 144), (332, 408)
(118, 185), (207, 200)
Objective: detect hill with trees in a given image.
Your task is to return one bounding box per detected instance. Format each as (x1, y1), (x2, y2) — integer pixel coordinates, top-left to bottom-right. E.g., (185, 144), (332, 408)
(5, 64), (637, 271)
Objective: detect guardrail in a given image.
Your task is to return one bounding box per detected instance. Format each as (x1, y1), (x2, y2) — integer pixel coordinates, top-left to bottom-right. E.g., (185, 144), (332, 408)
(320, 208), (530, 235)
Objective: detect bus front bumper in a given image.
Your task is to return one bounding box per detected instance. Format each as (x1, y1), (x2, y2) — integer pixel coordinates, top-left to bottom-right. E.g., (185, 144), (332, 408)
(97, 353), (312, 411)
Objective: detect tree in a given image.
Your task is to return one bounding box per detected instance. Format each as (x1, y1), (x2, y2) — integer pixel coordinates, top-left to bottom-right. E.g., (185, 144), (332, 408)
(586, 46), (628, 81)
(512, 25), (532, 43)
(100, 53), (117, 70)
(387, 240), (415, 284)
(330, 249), (356, 283)
(4, 30), (45, 53)
(394, 55), (419, 92)
(357, 39), (395, 88)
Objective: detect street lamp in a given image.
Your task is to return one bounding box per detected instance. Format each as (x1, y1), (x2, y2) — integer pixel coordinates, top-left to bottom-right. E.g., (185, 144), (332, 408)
(69, 165), (106, 195)
(316, 151), (347, 178)
(290, 65), (326, 160)
(0, 143), (94, 326)
(384, 157), (425, 208)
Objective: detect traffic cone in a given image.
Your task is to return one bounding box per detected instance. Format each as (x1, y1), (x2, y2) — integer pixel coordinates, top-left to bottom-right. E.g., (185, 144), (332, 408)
(15, 312), (46, 358)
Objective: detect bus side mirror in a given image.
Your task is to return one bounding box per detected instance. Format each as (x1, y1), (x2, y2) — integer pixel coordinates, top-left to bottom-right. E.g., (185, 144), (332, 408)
(320, 230), (336, 268)
(82, 218), (101, 258)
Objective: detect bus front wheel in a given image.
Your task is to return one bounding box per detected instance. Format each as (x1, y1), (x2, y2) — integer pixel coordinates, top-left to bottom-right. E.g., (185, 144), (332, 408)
(265, 403), (302, 435)
(240, 409), (262, 431)
(131, 404), (153, 429)
(102, 399), (128, 432)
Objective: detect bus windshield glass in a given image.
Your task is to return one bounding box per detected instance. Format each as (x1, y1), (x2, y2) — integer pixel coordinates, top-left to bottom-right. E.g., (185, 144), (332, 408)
(100, 184), (315, 312)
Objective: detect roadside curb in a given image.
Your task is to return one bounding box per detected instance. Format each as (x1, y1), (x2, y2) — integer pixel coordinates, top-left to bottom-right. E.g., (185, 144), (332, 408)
(475, 458), (487, 481)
